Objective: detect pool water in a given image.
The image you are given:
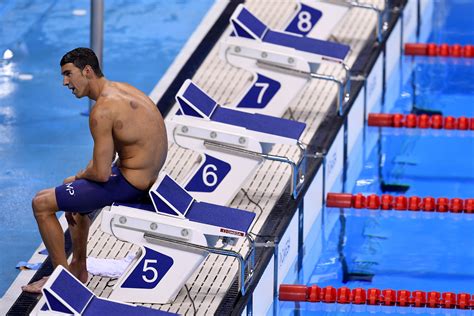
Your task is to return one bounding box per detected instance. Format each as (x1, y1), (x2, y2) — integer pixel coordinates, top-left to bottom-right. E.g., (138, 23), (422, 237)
(276, 0), (474, 315)
(0, 0), (213, 297)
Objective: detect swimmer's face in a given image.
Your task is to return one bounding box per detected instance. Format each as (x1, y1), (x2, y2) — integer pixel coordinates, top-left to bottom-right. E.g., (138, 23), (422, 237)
(61, 63), (90, 98)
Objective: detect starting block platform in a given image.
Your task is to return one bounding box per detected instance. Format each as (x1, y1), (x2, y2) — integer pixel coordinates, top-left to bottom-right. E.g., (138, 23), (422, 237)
(167, 79), (307, 204)
(225, 4), (350, 68)
(100, 173), (256, 304)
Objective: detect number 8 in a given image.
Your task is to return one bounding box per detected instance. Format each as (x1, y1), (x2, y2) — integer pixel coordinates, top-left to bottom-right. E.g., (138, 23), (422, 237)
(297, 11), (312, 33)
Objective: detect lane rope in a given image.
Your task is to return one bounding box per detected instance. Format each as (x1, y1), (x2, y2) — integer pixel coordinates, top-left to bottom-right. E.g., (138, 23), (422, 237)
(326, 193), (474, 213)
(368, 113), (474, 130)
(404, 43), (474, 58)
(279, 284), (474, 309)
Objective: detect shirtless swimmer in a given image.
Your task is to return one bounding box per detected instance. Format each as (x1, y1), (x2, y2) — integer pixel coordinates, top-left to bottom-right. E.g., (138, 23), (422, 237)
(22, 47), (168, 293)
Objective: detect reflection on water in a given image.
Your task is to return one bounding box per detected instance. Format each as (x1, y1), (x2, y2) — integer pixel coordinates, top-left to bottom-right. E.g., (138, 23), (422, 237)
(0, 61), (17, 99)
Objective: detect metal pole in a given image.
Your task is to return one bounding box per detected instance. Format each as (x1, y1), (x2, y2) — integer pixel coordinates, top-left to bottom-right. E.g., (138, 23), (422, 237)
(89, 0), (104, 113)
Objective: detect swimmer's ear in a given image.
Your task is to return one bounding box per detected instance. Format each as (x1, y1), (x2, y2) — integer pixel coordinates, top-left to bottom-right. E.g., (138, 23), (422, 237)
(83, 65), (95, 78)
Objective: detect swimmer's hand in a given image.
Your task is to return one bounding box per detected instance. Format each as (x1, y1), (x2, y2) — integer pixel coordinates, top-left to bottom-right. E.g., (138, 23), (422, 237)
(63, 175), (76, 184)
(75, 169), (86, 180)
(74, 160), (92, 180)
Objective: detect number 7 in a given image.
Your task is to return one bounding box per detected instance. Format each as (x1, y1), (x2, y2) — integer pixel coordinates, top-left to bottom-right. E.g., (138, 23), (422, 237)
(255, 82), (269, 104)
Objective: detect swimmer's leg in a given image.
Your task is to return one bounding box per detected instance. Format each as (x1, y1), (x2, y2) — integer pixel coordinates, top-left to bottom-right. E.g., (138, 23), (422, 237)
(66, 212), (90, 283)
(23, 188), (66, 293)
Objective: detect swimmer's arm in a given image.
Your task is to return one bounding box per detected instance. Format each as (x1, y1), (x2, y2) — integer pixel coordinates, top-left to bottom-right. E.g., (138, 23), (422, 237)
(76, 104), (115, 182)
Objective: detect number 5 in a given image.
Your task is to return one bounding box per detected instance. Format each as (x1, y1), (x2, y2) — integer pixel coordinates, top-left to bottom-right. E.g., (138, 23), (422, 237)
(142, 259), (158, 283)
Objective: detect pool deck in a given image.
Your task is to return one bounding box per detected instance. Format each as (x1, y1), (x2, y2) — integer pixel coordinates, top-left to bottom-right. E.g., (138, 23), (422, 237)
(2, 0), (391, 315)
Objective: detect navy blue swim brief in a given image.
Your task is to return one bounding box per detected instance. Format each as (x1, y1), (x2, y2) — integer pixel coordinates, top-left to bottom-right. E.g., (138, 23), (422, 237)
(55, 165), (148, 214)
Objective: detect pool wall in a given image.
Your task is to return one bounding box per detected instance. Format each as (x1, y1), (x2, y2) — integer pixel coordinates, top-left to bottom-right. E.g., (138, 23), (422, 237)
(227, 1), (436, 315)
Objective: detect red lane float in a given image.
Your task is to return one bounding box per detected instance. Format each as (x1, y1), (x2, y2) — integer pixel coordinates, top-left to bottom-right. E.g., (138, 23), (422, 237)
(279, 284), (474, 309)
(405, 43), (474, 58)
(368, 113), (474, 130)
(326, 193), (474, 214)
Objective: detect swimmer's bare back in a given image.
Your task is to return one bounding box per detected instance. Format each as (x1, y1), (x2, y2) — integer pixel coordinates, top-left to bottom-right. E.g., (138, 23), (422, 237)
(93, 81), (167, 190)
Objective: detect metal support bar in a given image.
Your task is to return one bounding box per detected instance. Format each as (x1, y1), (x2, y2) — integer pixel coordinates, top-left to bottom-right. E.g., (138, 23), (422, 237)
(342, 62), (351, 103)
(89, 0), (104, 113)
(90, 0), (104, 66)
(310, 72), (348, 116)
(246, 234), (256, 276)
(204, 140), (307, 199)
(311, 151), (326, 159)
(144, 232), (255, 296)
(347, 0), (389, 42)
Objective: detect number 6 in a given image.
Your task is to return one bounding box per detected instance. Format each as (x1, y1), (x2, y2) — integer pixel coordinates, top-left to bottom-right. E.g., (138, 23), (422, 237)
(202, 164), (218, 187)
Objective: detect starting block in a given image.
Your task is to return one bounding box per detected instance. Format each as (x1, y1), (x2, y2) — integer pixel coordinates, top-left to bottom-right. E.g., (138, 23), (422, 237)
(222, 4), (350, 69)
(100, 173), (256, 304)
(221, 4), (352, 116)
(167, 79), (307, 202)
(35, 266), (176, 315)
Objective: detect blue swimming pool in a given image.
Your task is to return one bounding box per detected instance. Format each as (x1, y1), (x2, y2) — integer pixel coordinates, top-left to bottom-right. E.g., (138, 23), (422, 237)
(275, 0), (474, 315)
(0, 0), (213, 298)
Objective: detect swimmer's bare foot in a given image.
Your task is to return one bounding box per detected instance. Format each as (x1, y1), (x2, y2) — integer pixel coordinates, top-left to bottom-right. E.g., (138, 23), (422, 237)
(21, 276), (49, 294)
(70, 261), (88, 283)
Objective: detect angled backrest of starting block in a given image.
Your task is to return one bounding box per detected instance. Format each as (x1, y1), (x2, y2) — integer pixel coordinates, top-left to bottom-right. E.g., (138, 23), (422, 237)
(176, 80), (306, 142)
(149, 173), (194, 219)
(176, 80), (218, 119)
(41, 266), (177, 315)
(41, 266), (93, 315)
(148, 174), (256, 236)
(231, 4), (268, 40)
(231, 4), (350, 62)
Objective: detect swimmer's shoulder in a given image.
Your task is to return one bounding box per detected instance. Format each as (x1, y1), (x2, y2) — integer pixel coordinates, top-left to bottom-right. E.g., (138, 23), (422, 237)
(99, 81), (159, 115)
(89, 99), (114, 124)
(89, 87), (121, 124)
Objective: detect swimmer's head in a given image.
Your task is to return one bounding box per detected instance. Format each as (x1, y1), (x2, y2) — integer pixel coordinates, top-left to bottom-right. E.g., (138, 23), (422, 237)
(60, 48), (103, 99)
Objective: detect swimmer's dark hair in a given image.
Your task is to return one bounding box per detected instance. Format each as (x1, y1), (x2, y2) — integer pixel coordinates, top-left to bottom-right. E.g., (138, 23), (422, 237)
(60, 47), (103, 77)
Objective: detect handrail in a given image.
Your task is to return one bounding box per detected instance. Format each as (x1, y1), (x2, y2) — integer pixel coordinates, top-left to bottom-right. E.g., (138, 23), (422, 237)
(346, 0), (389, 42)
